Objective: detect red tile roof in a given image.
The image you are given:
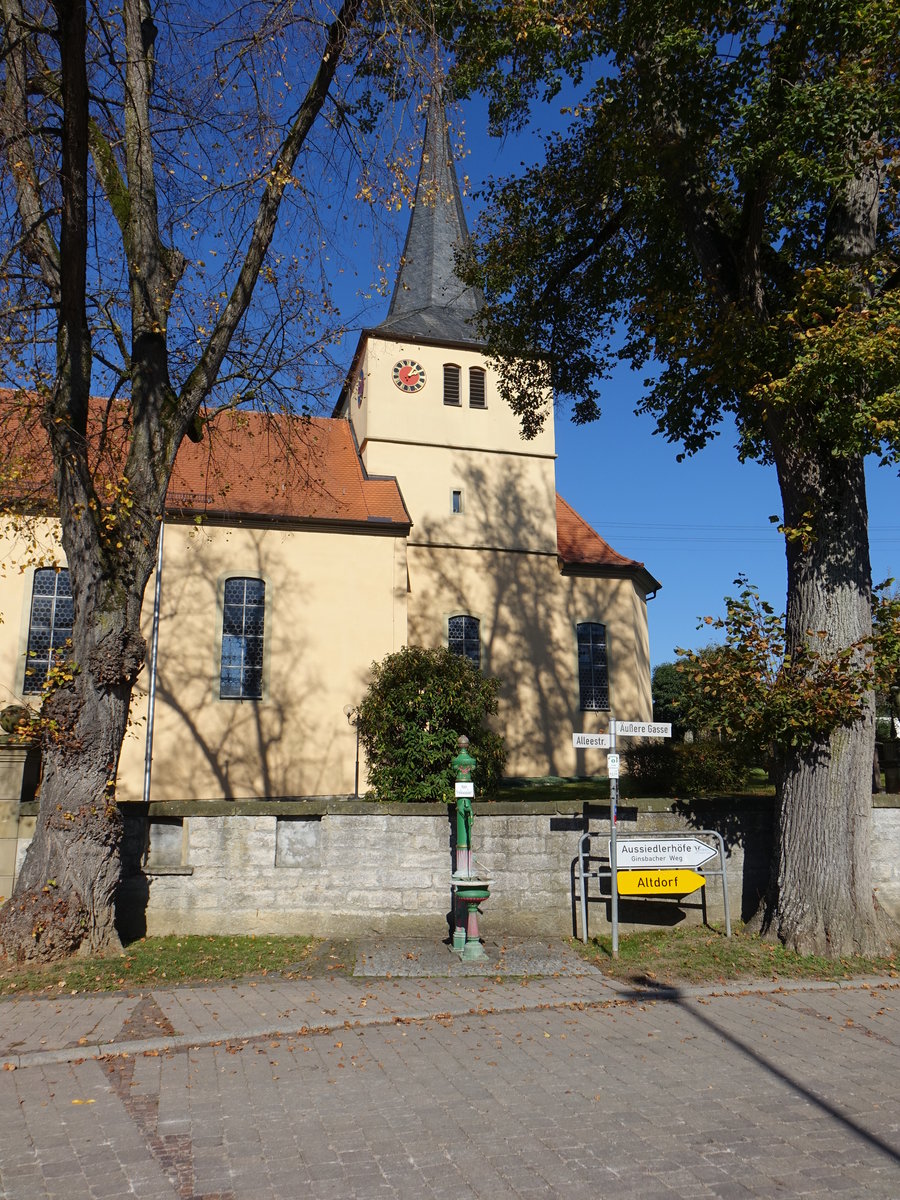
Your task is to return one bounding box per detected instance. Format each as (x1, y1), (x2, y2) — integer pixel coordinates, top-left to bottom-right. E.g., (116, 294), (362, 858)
(556, 494), (660, 591)
(0, 394), (409, 530)
(169, 411), (410, 527)
(0, 392), (656, 587)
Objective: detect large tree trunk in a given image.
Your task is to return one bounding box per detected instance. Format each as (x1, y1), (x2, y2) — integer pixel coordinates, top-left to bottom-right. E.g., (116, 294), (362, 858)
(0, 591), (146, 962)
(750, 441), (888, 955)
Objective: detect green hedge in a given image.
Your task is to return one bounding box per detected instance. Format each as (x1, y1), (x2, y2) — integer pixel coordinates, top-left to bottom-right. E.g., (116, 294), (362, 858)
(358, 646), (506, 802)
(623, 740), (747, 796)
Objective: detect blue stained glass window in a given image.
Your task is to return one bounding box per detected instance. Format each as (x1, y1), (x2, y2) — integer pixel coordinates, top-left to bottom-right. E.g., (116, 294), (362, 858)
(220, 578), (265, 699)
(24, 568), (73, 693)
(577, 622), (609, 711)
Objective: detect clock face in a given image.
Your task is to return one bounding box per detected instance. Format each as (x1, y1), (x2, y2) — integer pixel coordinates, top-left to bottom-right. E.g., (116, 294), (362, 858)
(392, 359), (426, 393)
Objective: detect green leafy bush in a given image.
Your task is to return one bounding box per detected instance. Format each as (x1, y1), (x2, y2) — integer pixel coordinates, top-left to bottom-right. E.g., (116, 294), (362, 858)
(623, 740), (747, 797)
(358, 646), (506, 802)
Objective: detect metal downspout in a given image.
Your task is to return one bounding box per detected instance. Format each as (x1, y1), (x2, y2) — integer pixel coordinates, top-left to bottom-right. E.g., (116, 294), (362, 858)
(142, 519), (165, 806)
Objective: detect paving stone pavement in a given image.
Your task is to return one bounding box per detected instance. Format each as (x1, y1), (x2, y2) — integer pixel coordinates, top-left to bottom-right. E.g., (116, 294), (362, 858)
(0, 939), (898, 1199)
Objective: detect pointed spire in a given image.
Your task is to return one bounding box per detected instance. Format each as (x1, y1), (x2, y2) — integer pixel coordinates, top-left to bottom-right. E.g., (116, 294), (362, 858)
(376, 87), (485, 344)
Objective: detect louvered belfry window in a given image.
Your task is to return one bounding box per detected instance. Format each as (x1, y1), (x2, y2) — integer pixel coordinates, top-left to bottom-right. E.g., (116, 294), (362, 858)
(443, 363), (461, 406)
(469, 366), (486, 408)
(577, 622), (609, 710)
(220, 577), (266, 699)
(23, 568), (73, 693)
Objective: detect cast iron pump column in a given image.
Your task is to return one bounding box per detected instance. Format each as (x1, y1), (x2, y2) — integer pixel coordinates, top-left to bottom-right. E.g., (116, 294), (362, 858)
(450, 736), (491, 960)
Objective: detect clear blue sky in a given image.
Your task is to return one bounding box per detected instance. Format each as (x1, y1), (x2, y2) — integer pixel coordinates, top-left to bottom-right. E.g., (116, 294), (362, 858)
(330, 92), (900, 671)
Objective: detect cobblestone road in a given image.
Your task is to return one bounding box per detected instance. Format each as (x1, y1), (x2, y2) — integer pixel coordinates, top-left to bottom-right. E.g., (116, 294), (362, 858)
(0, 945), (898, 1199)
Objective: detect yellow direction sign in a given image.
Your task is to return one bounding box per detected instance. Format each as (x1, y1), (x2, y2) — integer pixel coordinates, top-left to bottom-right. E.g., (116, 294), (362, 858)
(617, 869), (706, 896)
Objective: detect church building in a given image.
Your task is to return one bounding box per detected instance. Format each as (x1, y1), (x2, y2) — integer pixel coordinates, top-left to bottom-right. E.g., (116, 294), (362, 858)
(0, 96), (659, 809)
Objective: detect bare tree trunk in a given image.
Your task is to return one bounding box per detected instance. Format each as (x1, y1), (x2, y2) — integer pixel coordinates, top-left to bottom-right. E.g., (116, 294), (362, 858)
(749, 443), (888, 954)
(0, 586), (146, 961)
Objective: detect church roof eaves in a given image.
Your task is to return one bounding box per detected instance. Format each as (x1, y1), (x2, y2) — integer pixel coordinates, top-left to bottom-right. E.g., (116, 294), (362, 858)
(556, 494), (660, 595)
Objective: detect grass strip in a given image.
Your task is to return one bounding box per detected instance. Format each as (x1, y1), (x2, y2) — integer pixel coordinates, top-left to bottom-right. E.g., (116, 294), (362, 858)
(575, 925), (900, 986)
(0, 933), (315, 996)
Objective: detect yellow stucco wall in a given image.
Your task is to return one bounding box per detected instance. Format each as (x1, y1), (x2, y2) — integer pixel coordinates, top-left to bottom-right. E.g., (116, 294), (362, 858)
(365, 440), (559, 555)
(351, 337), (556, 463)
(406, 543), (652, 778)
(350, 337), (559, 555)
(0, 519), (409, 802)
(0, 325), (656, 801)
(117, 521), (408, 801)
(0, 516), (652, 799)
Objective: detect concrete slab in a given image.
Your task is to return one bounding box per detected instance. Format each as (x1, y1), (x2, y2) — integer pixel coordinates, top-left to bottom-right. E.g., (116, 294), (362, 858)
(353, 935), (604, 977)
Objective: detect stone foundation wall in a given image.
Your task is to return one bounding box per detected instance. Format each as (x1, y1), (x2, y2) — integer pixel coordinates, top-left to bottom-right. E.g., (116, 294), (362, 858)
(116, 796), (775, 939)
(7, 795), (900, 940)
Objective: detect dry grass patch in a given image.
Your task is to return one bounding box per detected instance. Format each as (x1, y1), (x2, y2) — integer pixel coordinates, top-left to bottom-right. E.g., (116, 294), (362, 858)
(576, 925), (900, 987)
(0, 933), (316, 996)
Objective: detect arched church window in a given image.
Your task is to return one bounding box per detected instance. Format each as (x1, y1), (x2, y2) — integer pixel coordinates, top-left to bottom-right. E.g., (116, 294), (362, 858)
(577, 622), (609, 711)
(23, 567), (73, 693)
(220, 577), (266, 700)
(448, 614), (480, 668)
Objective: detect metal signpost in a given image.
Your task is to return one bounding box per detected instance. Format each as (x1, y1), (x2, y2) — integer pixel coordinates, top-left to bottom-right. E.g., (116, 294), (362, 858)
(575, 720), (732, 948)
(607, 719), (671, 955)
(574, 718), (673, 955)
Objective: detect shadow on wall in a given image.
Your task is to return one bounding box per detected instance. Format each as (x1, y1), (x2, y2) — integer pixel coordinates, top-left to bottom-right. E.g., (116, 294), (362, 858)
(146, 525), (343, 800)
(674, 796), (775, 922)
(407, 457), (647, 778)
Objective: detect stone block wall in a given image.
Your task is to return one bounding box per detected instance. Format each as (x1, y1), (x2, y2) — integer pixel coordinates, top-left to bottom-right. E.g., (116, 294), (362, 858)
(0, 743), (38, 904)
(7, 794), (900, 940)
(871, 799), (900, 918)
(120, 796), (781, 939)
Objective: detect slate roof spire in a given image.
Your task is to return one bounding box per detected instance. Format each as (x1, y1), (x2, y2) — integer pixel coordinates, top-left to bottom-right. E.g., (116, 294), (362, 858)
(376, 87), (485, 345)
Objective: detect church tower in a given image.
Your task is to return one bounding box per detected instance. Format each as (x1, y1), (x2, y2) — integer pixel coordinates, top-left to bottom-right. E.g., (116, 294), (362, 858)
(334, 89), (559, 562)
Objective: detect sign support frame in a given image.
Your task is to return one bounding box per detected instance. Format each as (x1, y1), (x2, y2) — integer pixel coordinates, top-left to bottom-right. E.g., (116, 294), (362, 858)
(609, 719), (620, 956)
(577, 826), (732, 944)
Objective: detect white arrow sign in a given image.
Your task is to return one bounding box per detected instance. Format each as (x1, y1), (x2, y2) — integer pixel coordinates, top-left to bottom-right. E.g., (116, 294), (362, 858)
(612, 721), (672, 738)
(612, 837), (718, 870)
(572, 732), (611, 749)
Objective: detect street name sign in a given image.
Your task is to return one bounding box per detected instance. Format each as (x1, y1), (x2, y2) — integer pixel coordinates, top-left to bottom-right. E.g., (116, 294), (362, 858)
(616, 869), (706, 896)
(613, 837), (717, 870)
(572, 732), (611, 749)
(611, 721), (672, 738)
